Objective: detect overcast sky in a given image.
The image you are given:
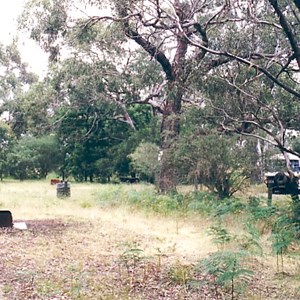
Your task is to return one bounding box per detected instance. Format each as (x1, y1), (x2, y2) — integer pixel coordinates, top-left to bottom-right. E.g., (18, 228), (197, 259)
(0, 0), (23, 44)
(0, 0), (48, 76)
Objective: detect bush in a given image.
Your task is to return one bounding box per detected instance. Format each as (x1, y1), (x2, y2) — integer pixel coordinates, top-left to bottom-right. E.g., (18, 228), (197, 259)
(126, 190), (184, 215)
(187, 191), (219, 215)
(173, 132), (253, 199)
(213, 198), (246, 217)
(129, 142), (159, 183)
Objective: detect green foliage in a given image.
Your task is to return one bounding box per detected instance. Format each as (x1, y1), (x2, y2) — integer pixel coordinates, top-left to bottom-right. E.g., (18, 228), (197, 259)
(213, 198), (246, 216)
(199, 250), (253, 299)
(118, 241), (145, 274)
(126, 190), (184, 215)
(14, 81), (54, 136)
(247, 196), (277, 223)
(167, 260), (193, 285)
(0, 121), (13, 180)
(0, 42), (38, 137)
(184, 192), (246, 218)
(240, 222), (264, 257)
(43, 56), (160, 182)
(0, 42), (37, 96)
(208, 223), (233, 250)
(292, 138), (300, 154)
(7, 135), (62, 179)
(20, 0), (69, 61)
(174, 112), (253, 198)
(186, 191), (219, 215)
(271, 213), (298, 273)
(93, 187), (200, 216)
(129, 142), (159, 183)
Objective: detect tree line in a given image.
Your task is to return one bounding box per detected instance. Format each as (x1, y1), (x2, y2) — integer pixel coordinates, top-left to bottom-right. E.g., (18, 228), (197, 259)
(0, 0), (299, 198)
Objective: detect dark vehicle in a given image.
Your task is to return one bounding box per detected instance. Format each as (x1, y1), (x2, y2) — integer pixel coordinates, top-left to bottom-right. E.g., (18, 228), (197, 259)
(119, 176), (140, 183)
(265, 154), (300, 204)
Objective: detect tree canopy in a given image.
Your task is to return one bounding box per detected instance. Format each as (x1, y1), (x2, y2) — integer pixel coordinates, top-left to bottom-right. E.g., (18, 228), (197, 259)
(0, 0), (299, 192)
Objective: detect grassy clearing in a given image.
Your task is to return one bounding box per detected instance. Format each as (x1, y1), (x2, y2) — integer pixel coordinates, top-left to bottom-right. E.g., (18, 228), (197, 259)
(0, 180), (300, 299)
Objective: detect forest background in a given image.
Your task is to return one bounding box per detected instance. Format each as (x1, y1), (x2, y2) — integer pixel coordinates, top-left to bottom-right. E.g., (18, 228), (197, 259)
(0, 0), (299, 198)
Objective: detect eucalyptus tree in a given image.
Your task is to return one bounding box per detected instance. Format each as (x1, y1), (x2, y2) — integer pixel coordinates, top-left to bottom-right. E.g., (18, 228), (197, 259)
(0, 41), (39, 136)
(0, 42), (36, 100)
(20, 0), (300, 192)
(197, 0), (300, 177)
(46, 55), (159, 181)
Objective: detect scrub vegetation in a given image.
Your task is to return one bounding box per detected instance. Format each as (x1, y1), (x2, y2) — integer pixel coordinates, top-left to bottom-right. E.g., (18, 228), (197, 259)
(1, 181), (300, 299)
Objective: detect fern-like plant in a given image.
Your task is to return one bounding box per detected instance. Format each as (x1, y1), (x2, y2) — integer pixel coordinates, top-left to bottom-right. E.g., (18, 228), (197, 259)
(271, 214), (296, 274)
(208, 223), (233, 250)
(241, 222), (264, 257)
(118, 241), (145, 276)
(200, 250), (253, 300)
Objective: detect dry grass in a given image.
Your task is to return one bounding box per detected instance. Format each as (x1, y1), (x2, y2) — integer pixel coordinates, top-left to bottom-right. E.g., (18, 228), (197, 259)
(0, 181), (218, 299)
(0, 180), (300, 299)
(0, 181), (217, 263)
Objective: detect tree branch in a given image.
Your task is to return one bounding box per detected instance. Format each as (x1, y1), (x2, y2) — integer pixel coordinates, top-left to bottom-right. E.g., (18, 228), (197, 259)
(268, 0), (300, 69)
(182, 33), (300, 98)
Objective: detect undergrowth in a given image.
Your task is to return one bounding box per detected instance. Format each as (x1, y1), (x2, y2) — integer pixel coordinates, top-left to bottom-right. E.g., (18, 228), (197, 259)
(104, 187), (300, 299)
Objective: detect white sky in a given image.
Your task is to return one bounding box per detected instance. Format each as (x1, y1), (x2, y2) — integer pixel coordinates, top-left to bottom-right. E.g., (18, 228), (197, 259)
(0, 0), (48, 77)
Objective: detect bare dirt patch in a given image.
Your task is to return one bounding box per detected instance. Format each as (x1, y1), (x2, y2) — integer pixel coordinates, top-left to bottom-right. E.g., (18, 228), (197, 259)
(18, 219), (72, 234)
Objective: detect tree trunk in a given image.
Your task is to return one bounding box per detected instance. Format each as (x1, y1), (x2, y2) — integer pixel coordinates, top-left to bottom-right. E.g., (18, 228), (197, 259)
(157, 83), (182, 193)
(158, 112), (180, 192)
(89, 174), (93, 183)
(118, 3), (189, 193)
(222, 178), (231, 199)
(256, 139), (265, 183)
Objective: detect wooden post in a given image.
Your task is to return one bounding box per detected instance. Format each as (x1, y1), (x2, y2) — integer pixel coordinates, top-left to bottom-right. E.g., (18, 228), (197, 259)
(267, 188), (272, 206)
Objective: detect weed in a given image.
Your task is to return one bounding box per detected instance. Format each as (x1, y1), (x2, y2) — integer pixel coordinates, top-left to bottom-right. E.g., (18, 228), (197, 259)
(245, 196), (278, 235)
(187, 191), (218, 215)
(167, 260), (193, 286)
(36, 279), (62, 297)
(2, 284), (13, 294)
(247, 196), (276, 221)
(240, 223), (263, 257)
(155, 247), (163, 268)
(118, 241), (145, 276)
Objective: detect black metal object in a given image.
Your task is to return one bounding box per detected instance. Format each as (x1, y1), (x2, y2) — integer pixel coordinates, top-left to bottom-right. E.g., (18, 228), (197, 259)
(265, 172), (300, 205)
(56, 181), (71, 197)
(0, 210), (13, 227)
(119, 177), (140, 183)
